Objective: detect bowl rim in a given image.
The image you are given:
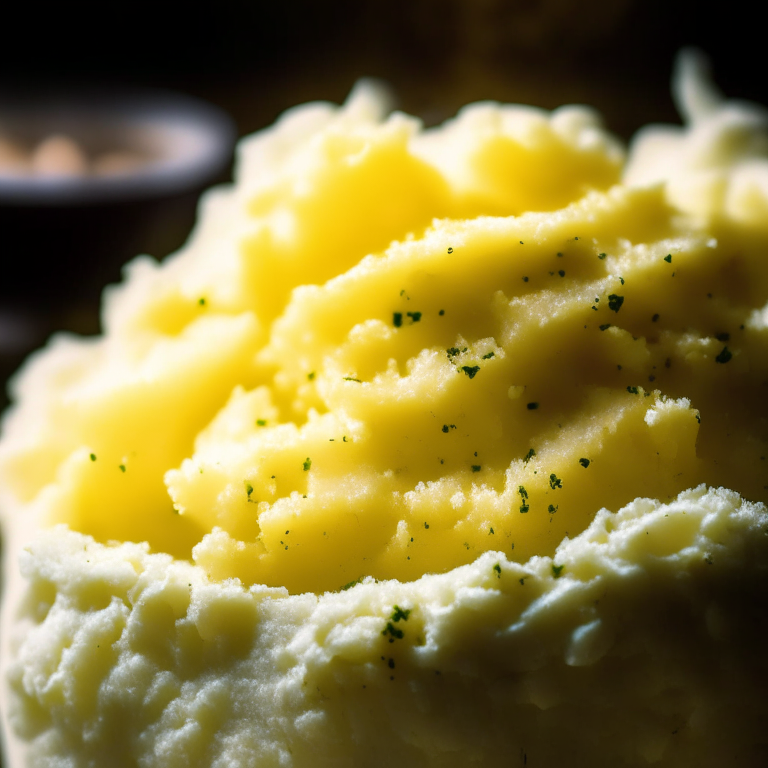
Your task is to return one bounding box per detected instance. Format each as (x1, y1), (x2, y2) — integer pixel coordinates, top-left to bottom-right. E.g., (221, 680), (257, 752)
(0, 86), (236, 206)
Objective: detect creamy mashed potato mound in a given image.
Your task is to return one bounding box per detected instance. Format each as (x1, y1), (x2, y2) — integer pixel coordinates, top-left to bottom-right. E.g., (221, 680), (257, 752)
(2, 53), (768, 767)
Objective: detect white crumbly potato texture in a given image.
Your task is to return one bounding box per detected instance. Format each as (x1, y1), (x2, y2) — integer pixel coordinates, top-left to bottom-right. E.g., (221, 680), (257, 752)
(2, 52), (768, 766)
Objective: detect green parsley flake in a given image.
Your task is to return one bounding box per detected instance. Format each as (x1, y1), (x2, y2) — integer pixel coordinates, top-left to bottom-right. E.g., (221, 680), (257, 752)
(523, 448), (536, 463)
(598, 253), (607, 260)
(447, 247), (453, 254)
(518, 485), (529, 513)
(715, 346), (733, 364)
(627, 386), (639, 394)
(439, 309), (445, 316)
(407, 311), (422, 323)
(198, 297), (206, 306)
(391, 606), (411, 622)
(558, 270), (565, 277)
(471, 465), (481, 472)
(552, 564), (565, 578)
(548, 504), (558, 513)
(664, 254), (672, 263)
(118, 464), (126, 473)
(303, 458), (312, 471)
(549, 473), (562, 490)
(599, 324), (611, 331)
(424, 522), (430, 529)
(579, 458), (590, 468)
(89, 453), (97, 462)
(461, 365), (480, 379)
(493, 563), (502, 578)
(523, 276), (529, 282)
(343, 377), (362, 382)
(307, 371), (316, 380)
(442, 424), (450, 433)
(244, 481), (254, 498)
(652, 314), (660, 322)
(382, 622), (404, 641)
(256, 419), (267, 426)
(608, 294), (624, 312)
(482, 351), (495, 359)
(393, 312), (403, 328)
(527, 402), (539, 410)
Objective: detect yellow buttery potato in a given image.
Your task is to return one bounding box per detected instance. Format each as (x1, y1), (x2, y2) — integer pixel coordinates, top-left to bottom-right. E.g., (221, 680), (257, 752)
(2, 55), (768, 767)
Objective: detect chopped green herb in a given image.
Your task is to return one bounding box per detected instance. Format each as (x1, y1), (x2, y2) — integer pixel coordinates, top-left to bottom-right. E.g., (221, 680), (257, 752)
(552, 564), (565, 578)
(715, 346), (732, 364)
(558, 270), (565, 277)
(520, 241), (524, 245)
(493, 563), (502, 578)
(599, 324), (611, 331)
(89, 453), (97, 462)
(341, 577), (362, 591)
(482, 351), (495, 359)
(198, 297), (206, 306)
(627, 386), (639, 394)
(489, 527), (494, 534)
(447, 247), (453, 254)
(523, 276), (529, 282)
(393, 312), (403, 328)
(303, 458), (312, 471)
(343, 377), (362, 382)
(518, 485), (529, 513)
(438, 309), (445, 316)
(256, 419), (267, 426)
(549, 473), (562, 490)
(608, 294), (624, 312)
(461, 365), (480, 379)
(244, 481), (254, 498)
(406, 311), (422, 323)
(307, 371), (316, 380)
(695, 412), (701, 423)
(523, 448), (536, 463)
(598, 253), (607, 260)
(392, 606), (411, 622)
(715, 332), (730, 342)
(652, 314), (660, 322)
(446, 347), (462, 358)
(471, 465), (481, 472)
(119, 464), (126, 473)
(343, 436), (348, 442)
(442, 424), (450, 433)
(527, 402), (539, 410)
(579, 458), (590, 468)
(664, 254), (672, 263)
(424, 522), (430, 529)
(557, 251), (563, 257)
(619, 277), (625, 285)
(382, 622), (404, 641)
(548, 504), (558, 513)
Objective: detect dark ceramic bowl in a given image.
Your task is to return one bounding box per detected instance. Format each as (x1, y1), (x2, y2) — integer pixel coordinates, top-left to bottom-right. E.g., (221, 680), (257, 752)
(0, 88), (236, 407)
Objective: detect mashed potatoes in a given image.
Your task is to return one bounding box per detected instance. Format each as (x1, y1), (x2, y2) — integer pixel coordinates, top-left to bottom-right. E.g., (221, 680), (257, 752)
(2, 52), (768, 767)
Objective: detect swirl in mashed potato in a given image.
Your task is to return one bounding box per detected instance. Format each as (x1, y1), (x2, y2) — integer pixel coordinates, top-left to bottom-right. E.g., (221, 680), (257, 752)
(1, 52), (768, 767)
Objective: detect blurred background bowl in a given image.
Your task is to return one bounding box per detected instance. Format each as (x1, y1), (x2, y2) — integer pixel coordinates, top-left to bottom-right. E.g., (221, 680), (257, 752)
(0, 89), (235, 407)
